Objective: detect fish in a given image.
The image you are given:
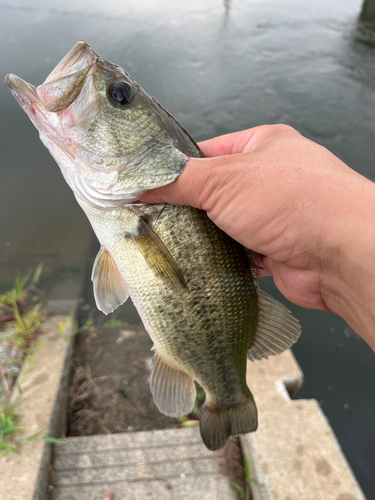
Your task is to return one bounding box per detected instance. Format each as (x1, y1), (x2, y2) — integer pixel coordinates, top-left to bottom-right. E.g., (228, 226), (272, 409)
(5, 41), (301, 450)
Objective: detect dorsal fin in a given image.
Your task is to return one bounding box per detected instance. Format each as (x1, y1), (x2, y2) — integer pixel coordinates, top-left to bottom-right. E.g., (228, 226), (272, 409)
(91, 246), (129, 315)
(248, 289), (301, 361)
(131, 218), (188, 292)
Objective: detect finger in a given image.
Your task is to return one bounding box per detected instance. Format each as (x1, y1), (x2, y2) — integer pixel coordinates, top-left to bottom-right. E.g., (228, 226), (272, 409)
(198, 128), (259, 157)
(140, 154), (235, 209)
(197, 124), (289, 157)
(139, 158), (205, 207)
(141, 124), (294, 206)
(256, 256), (274, 277)
(256, 268), (272, 278)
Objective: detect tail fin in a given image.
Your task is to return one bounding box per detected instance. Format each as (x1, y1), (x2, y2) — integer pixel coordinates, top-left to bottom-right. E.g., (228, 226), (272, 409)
(199, 396), (258, 451)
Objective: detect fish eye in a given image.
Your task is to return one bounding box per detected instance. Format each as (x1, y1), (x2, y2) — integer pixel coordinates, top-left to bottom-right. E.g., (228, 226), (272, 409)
(108, 80), (134, 107)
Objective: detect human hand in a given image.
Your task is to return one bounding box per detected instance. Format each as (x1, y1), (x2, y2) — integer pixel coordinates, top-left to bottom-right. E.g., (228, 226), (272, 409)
(141, 125), (375, 348)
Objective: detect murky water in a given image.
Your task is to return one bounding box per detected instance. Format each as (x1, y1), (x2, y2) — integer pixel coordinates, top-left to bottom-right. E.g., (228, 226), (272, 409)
(1, 0), (375, 495)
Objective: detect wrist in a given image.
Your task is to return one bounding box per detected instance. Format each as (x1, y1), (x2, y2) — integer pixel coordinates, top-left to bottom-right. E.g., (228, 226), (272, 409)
(320, 175), (375, 349)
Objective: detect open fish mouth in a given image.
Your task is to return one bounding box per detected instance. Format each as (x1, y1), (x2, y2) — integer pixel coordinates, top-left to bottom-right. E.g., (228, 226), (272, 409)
(5, 41), (98, 116)
(5, 41), (98, 117)
(5, 40), (125, 120)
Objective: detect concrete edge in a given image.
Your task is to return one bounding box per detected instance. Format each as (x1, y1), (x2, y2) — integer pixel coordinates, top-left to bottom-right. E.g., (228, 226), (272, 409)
(0, 299), (79, 500)
(240, 350), (367, 500)
(32, 299), (79, 500)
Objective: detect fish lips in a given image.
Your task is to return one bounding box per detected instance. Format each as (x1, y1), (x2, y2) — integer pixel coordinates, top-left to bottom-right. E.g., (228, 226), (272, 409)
(4, 73), (49, 130)
(4, 41), (98, 118)
(5, 74), (39, 109)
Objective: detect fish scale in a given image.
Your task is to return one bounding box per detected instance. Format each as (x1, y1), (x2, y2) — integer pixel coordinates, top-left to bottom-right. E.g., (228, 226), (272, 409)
(83, 198), (255, 405)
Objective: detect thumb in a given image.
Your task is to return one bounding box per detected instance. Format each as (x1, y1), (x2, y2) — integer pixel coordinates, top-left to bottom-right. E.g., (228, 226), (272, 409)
(139, 156), (232, 209)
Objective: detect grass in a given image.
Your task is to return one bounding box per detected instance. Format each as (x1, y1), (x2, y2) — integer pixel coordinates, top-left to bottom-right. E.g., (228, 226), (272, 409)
(176, 383), (205, 427)
(0, 265), (61, 458)
(11, 305), (43, 349)
(102, 318), (129, 329)
(0, 398), (65, 458)
(231, 454), (257, 499)
(0, 264), (44, 308)
(0, 399), (24, 458)
(0, 264), (46, 352)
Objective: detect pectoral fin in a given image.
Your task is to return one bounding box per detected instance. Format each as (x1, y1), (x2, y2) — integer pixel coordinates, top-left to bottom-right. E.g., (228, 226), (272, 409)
(91, 246), (129, 315)
(150, 350), (196, 417)
(131, 218), (188, 292)
(247, 289), (301, 361)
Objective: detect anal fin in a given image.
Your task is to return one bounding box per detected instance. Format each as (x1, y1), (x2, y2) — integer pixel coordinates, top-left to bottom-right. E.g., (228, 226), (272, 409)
(150, 350), (196, 417)
(248, 289), (301, 361)
(91, 246), (129, 315)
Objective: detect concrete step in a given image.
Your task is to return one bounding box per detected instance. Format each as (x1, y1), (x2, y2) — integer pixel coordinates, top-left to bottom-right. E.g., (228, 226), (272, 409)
(54, 442), (212, 470)
(51, 428), (238, 500)
(51, 475), (235, 500)
(55, 427), (203, 455)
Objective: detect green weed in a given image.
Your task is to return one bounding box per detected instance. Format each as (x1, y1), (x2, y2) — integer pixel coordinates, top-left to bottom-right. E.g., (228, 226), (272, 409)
(102, 318), (129, 329)
(0, 265), (46, 353)
(0, 400), (24, 458)
(11, 305), (43, 349)
(0, 266), (50, 458)
(177, 416), (189, 424)
(186, 383), (205, 420)
(42, 436), (66, 445)
(231, 454), (257, 499)
(0, 399), (66, 458)
(0, 264), (44, 309)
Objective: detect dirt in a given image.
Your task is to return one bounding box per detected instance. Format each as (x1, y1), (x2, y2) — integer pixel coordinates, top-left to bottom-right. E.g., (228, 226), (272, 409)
(67, 321), (180, 436)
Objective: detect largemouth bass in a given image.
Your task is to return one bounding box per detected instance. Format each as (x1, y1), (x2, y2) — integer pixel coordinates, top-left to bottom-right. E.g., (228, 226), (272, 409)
(5, 41), (301, 450)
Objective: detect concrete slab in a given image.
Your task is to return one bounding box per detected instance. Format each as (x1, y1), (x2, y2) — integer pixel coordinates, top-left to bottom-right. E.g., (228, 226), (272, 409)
(51, 474), (236, 500)
(241, 350), (367, 500)
(46, 300), (80, 316)
(55, 427), (203, 454)
(51, 428), (238, 500)
(0, 303), (77, 500)
(54, 455), (216, 485)
(54, 442), (212, 469)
